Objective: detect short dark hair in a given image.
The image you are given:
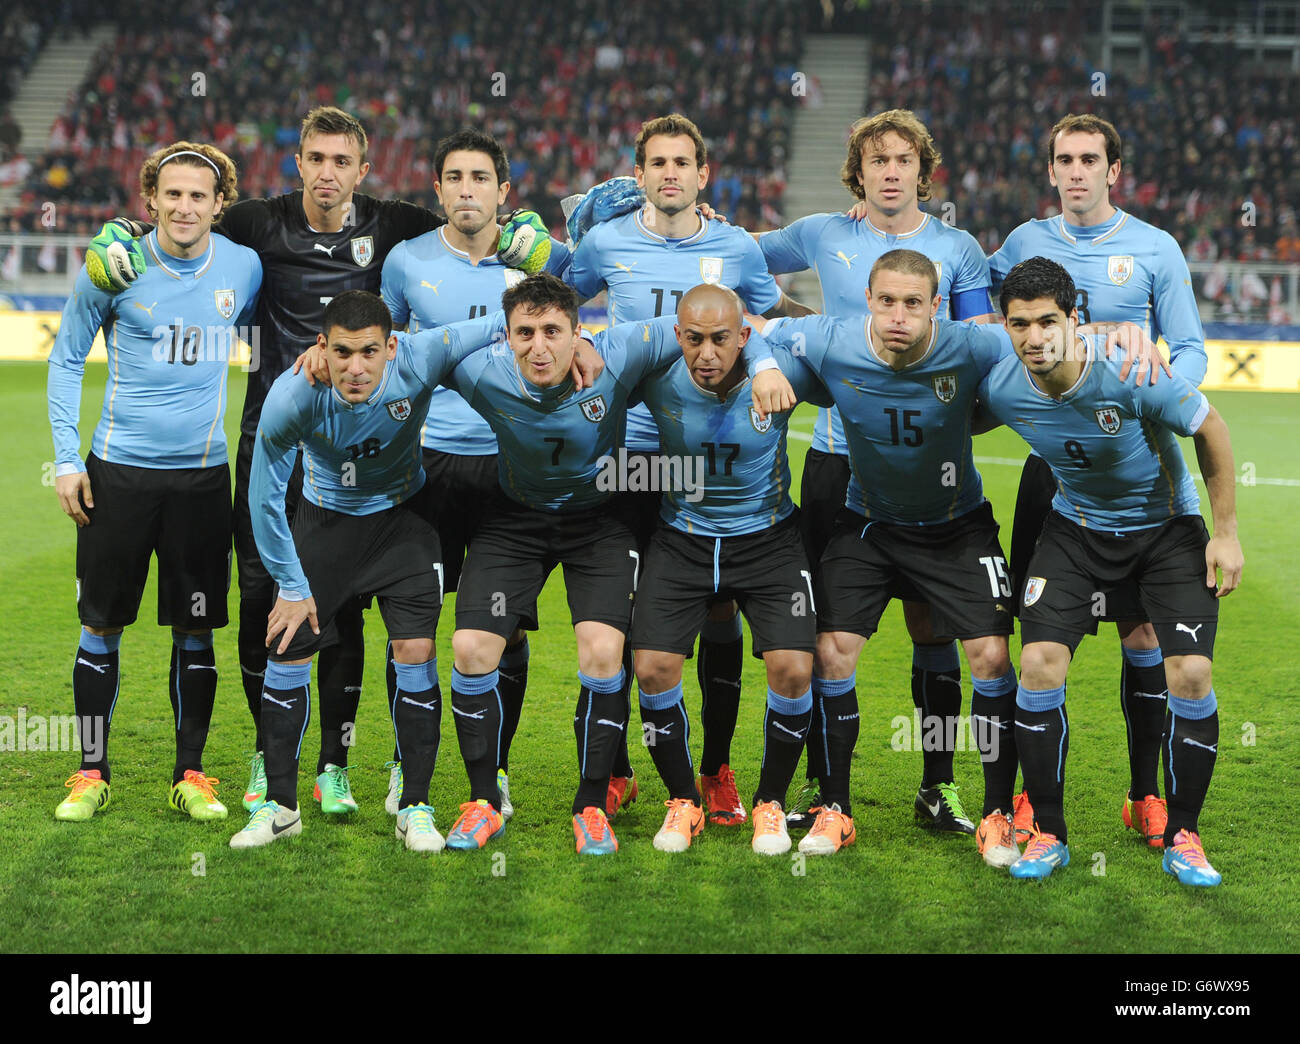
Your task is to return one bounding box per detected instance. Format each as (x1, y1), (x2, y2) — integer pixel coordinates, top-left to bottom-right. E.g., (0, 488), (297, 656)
(299, 106), (369, 163)
(434, 129), (510, 186)
(999, 257), (1077, 317)
(1048, 114), (1122, 166)
(635, 113), (707, 169)
(501, 273), (579, 329)
(869, 248), (938, 298)
(322, 290), (392, 341)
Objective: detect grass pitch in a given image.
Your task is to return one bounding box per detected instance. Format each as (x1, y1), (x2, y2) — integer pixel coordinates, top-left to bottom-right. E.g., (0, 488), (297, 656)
(1, 362), (1296, 953)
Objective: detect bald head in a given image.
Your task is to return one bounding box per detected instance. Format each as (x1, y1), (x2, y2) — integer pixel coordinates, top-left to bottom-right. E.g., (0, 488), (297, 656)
(674, 283), (751, 394)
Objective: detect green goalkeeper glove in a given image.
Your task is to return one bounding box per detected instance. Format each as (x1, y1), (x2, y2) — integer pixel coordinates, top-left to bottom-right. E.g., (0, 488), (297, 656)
(496, 210), (552, 274)
(85, 218), (151, 292)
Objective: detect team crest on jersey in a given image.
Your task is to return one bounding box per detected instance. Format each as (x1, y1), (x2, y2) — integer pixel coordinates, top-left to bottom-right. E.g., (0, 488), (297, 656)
(1023, 577), (1046, 607)
(504, 268), (526, 289)
(386, 398), (412, 421)
(1095, 406), (1122, 434)
(351, 236), (375, 267)
(1107, 255), (1134, 285)
(749, 406), (772, 434)
(933, 261), (943, 284)
(932, 373), (958, 404)
(699, 257), (724, 285)
(580, 395), (608, 422)
(214, 289), (235, 320)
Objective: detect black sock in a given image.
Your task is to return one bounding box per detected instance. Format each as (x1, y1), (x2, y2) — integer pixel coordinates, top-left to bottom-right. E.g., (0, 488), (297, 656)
(609, 645), (634, 778)
(385, 641), (400, 762)
(971, 669), (1019, 817)
(238, 594), (271, 750)
(261, 661), (312, 810)
(73, 628), (119, 781)
(697, 612), (743, 776)
(1121, 644), (1168, 799)
(1015, 683), (1069, 841)
(450, 668), (502, 809)
(497, 637), (530, 773)
(638, 681), (698, 801)
(755, 687), (812, 807)
(913, 642), (962, 789)
(316, 600), (364, 773)
(573, 670), (627, 814)
(811, 675), (859, 817)
(169, 632), (217, 784)
(392, 659), (440, 808)
(1163, 691), (1219, 841)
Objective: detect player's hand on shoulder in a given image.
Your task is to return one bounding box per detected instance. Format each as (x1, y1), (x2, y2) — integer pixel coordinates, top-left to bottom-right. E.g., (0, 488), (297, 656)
(697, 202), (729, 224)
(845, 200), (870, 222)
(1098, 320), (1172, 385)
(293, 343), (332, 386)
(85, 218), (150, 293)
(1205, 533), (1244, 598)
(497, 209), (553, 274)
(570, 333), (604, 390)
(55, 470), (93, 527)
(752, 367), (796, 420)
(561, 176), (644, 248)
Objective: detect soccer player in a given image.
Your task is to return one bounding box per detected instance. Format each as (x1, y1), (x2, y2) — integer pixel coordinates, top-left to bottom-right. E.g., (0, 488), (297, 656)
(988, 115), (1208, 848)
(980, 257), (1240, 886)
(87, 107), (444, 817)
(563, 113), (812, 828)
(761, 110), (998, 833)
(231, 292), (504, 850)
(48, 142), (262, 823)
(380, 129), (568, 821)
(761, 249), (1020, 860)
(630, 284), (829, 855)
(436, 274), (792, 855)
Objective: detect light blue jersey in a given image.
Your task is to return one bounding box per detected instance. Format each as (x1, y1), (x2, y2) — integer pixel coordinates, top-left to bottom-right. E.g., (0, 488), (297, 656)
(639, 346), (831, 537)
(766, 314), (1011, 525)
(987, 210), (1206, 385)
(251, 313), (503, 597)
(760, 211), (994, 455)
(48, 231), (262, 473)
(381, 226), (573, 455)
(978, 335), (1209, 532)
(569, 208), (783, 452)
(446, 314), (774, 513)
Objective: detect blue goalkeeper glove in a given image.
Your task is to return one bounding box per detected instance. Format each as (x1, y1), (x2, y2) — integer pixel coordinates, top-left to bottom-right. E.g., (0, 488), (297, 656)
(85, 218), (151, 292)
(561, 177), (645, 249)
(496, 209), (553, 274)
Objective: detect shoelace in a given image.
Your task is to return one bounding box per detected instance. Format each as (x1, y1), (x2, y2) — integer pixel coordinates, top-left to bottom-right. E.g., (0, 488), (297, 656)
(1140, 797), (1168, 834)
(64, 771), (100, 797)
(936, 782), (969, 820)
(663, 800), (694, 831)
(456, 802), (492, 835)
(1170, 831), (1210, 866)
(323, 764), (352, 796)
(580, 807), (608, 840)
(404, 805), (435, 831)
(185, 772), (221, 803)
(1023, 832), (1060, 859)
(754, 802), (784, 833)
(713, 766), (742, 811)
(245, 803), (277, 830)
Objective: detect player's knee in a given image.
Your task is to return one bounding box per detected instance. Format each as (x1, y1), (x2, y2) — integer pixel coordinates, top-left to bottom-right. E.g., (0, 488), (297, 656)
(963, 636), (1010, 679)
(813, 631), (858, 679)
(84, 625), (124, 638)
(452, 629), (503, 675)
(1019, 641), (1069, 690)
(902, 600), (936, 642)
(633, 650), (680, 694)
(575, 625), (625, 677)
(1164, 655), (1213, 700)
(391, 637), (434, 665)
(764, 650), (812, 698)
(1118, 618), (1159, 649)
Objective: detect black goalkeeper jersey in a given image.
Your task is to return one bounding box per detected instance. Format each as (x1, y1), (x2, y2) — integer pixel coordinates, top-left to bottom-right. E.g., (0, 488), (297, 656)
(219, 191), (441, 433)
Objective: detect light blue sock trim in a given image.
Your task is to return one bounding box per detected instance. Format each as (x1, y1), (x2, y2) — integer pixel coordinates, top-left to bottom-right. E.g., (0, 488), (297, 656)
(701, 613), (743, 644)
(768, 685), (812, 716)
(1170, 689), (1217, 720)
(1016, 683), (1066, 712)
(172, 630), (213, 651)
(972, 669), (1018, 698)
(266, 661), (312, 689)
(578, 669), (624, 694)
(499, 638), (530, 669)
(451, 668), (499, 695)
(639, 681), (684, 711)
(394, 660), (436, 692)
(813, 674), (855, 698)
(913, 641), (959, 672)
(80, 628), (120, 655)
(1122, 645), (1163, 668)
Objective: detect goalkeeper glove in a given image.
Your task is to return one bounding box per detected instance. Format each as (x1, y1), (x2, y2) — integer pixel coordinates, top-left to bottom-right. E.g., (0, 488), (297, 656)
(496, 209), (553, 274)
(85, 218), (151, 293)
(560, 176), (645, 249)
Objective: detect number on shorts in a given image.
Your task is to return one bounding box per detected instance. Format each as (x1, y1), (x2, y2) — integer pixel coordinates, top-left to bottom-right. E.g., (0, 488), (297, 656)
(978, 555), (1012, 598)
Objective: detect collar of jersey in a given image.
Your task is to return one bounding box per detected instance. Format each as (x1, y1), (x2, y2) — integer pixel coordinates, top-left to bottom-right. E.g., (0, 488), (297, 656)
(438, 226), (503, 265)
(866, 316), (938, 370)
(1023, 333), (1095, 401)
(145, 231), (214, 280)
(862, 212), (929, 241)
(634, 207), (707, 246)
(514, 363), (576, 406)
(685, 360), (751, 403)
(1056, 209), (1127, 246)
(329, 356), (395, 411)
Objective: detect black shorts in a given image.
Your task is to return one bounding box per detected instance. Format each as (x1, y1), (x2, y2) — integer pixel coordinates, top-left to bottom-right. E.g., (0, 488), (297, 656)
(798, 447), (850, 570)
(270, 483), (443, 661)
(455, 494), (638, 638)
(1019, 512), (1219, 657)
(621, 450), (666, 555)
(76, 453), (231, 630)
(1010, 453), (1145, 621)
(815, 501), (1015, 641)
(420, 448), (498, 594)
(234, 429), (303, 599)
(630, 514), (816, 657)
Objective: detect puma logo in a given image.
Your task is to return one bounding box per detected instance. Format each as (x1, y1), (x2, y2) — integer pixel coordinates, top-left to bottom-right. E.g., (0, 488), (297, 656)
(314, 243), (337, 257)
(835, 250), (858, 269)
(452, 706), (486, 720)
(772, 721), (806, 739)
(75, 657), (110, 674)
(1176, 623), (1204, 642)
(420, 280), (442, 294)
(133, 301), (158, 318)
(261, 693), (297, 709)
(613, 261), (638, 274)
(400, 696), (438, 711)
